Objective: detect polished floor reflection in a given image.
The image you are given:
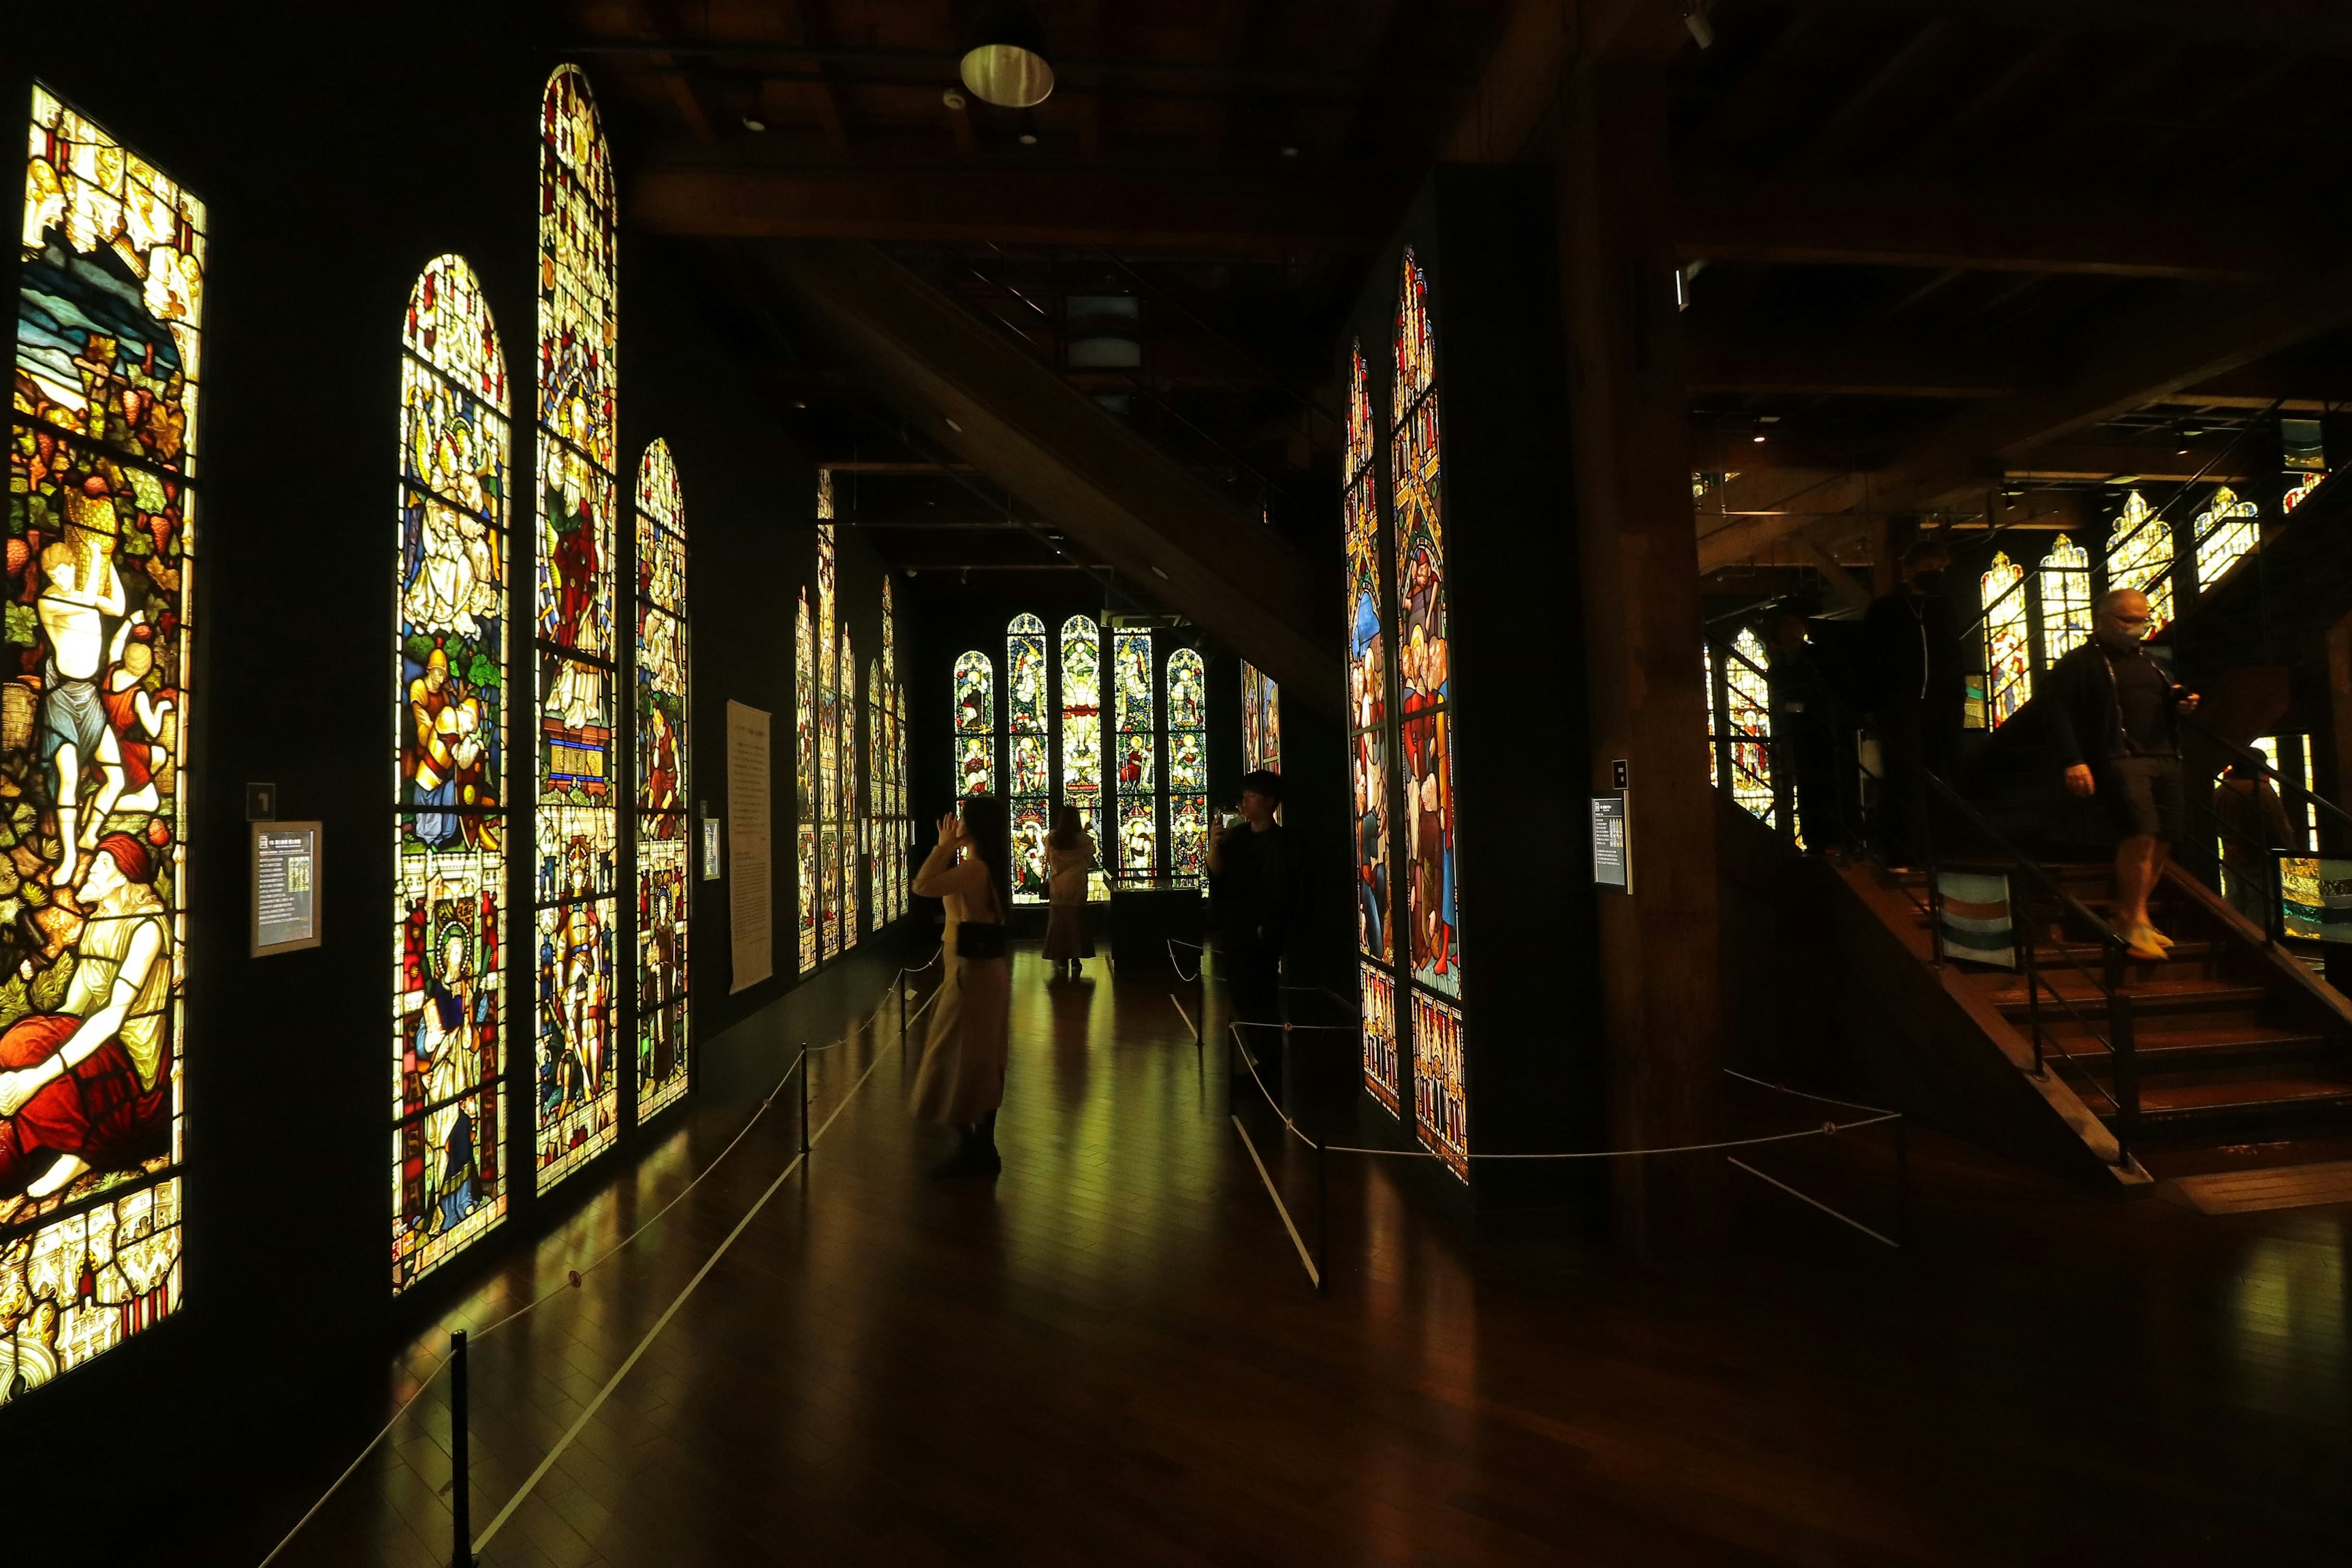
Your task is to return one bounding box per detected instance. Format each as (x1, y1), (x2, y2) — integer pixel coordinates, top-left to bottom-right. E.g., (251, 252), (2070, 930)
(221, 944), (2348, 1566)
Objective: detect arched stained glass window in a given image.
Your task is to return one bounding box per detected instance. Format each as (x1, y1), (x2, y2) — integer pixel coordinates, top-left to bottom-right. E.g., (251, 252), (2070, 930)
(1344, 341), (1400, 1116)
(533, 64), (620, 1189)
(1058, 616), (1109, 901)
(395, 255), (508, 1293)
(1167, 649), (1208, 883)
(634, 439), (688, 1122)
(6, 87), (201, 1382)
(1393, 250), (1465, 1182)
(1722, 630), (1775, 826)
(954, 651), (995, 796)
(794, 588), (816, 974)
(1981, 551), (2030, 728)
(2192, 484), (2260, 591)
(2038, 536), (2092, 663)
(2105, 490), (2173, 630)
(840, 625), (859, 945)
(1112, 630), (1157, 881)
(1008, 614), (1050, 901)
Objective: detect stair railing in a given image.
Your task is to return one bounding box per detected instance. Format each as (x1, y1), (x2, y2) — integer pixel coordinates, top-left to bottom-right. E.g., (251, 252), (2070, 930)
(2180, 715), (2352, 945)
(1913, 767), (2143, 1167)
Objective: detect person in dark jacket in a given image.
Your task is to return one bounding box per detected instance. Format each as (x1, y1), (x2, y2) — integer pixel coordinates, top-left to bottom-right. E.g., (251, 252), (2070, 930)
(1770, 609), (1841, 852)
(1861, 538), (1964, 865)
(2042, 588), (2201, 959)
(1209, 769), (1290, 1084)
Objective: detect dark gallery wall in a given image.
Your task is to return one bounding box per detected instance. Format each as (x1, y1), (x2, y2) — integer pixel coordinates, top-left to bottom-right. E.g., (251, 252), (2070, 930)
(5, 4), (911, 1524)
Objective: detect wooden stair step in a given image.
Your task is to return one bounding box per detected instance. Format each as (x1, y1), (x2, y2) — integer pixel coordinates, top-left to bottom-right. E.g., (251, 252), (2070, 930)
(2043, 1025), (2334, 1072)
(2098, 1075), (2352, 1120)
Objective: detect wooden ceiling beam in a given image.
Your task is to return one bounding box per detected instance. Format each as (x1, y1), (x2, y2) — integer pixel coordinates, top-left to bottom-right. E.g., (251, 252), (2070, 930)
(1675, 177), (2307, 279)
(1684, 332), (2030, 399)
(630, 164), (1393, 249)
(1443, 0), (1691, 164)
(1799, 0), (2352, 56)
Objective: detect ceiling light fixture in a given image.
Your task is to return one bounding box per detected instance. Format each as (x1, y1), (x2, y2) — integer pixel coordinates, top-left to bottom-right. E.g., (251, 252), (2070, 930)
(1150, 565), (1170, 581)
(1018, 130), (1038, 146)
(1683, 2), (1715, 49)
(962, 5), (1055, 110)
(1752, 434), (1766, 443)
(1281, 145), (1298, 158)
(942, 87), (968, 111)
(741, 114), (767, 133)
(945, 417), (963, 432)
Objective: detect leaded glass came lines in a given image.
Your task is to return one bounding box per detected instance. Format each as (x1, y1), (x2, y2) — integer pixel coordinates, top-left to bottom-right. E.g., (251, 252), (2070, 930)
(394, 255), (508, 1294)
(4, 85), (199, 1390)
(2105, 491), (2174, 629)
(954, 650), (995, 797)
(2039, 536), (2092, 663)
(795, 589), (816, 974)
(1724, 630), (1775, 827)
(1344, 339), (1399, 1116)
(2192, 484), (2260, 591)
(817, 483), (839, 958)
(533, 64), (620, 1189)
(1113, 630), (1157, 880)
(633, 439), (688, 1123)
(1059, 616), (1109, 902)
(1167, 649), (1207, 884)
(1981, 551), (2030, 729)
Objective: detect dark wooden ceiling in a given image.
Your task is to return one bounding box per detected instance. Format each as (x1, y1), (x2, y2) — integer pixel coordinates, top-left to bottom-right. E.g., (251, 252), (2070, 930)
(557, 0), (2352, 590)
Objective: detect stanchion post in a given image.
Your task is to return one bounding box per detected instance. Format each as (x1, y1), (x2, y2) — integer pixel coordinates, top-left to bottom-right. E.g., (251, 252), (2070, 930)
(1894, 1116), (1912, 1250)
(1315, 1141), (1329, 1297)
(449, 1330), (472, 1567)
(799, 1052), (810, 1158)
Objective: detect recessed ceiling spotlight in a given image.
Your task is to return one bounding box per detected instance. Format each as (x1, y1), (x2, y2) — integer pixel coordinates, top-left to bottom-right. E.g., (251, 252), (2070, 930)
(1150, 565), (1169, 581)
(946, 417), (963, 432)
(1280, 145), (1298, 158)
(790, 399), (807, 410)
(942, 87), (969, 111)
(1018, 130), (1038, 146)
(1752, 434), (1767, 443)
(742, 115), (767, 133)
(962, 4), (1055, 109)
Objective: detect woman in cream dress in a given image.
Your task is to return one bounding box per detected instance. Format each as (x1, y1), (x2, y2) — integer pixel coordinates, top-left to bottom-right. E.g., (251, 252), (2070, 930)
(1040, 805), (1096, 980)
(911, 796), (1012, 1177)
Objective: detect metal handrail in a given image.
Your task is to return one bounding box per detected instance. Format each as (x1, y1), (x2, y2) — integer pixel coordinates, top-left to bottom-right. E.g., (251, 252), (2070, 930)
(2183, 714), (2352, 842)
(1912, 767), (2142, 1163)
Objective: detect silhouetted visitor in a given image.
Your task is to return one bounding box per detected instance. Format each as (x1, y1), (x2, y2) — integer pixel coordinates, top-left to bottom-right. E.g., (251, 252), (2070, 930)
(1861, 537), (1964, 866)
(1769, 608), (1840, 851)
(1209, 769), (1289, 1082)
(1042, 804), (1096, 980)
(910, 796), (1012, 1178)
(2043, 588), (2201, 960)
(2213, 756), (2291, 927)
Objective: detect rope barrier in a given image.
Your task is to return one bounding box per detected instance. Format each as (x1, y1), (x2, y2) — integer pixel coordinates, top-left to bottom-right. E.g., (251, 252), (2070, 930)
(1165, 937), (1202, 983)
(1231, 1019), (1361, 1033)
(1722, 1068), (1901, 1119)
(257, 951), (938, 1568)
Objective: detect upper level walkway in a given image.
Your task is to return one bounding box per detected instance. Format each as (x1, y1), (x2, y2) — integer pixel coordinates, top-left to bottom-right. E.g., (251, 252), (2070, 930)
(212, 943), (2347, 1567)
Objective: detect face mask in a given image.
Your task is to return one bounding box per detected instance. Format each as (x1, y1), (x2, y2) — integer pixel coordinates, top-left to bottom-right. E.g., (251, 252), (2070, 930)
(1912, 569), (1943, 591)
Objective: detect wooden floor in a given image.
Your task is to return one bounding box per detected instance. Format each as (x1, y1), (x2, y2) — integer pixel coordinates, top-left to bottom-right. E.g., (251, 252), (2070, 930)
(205, 944), (2348, 1567)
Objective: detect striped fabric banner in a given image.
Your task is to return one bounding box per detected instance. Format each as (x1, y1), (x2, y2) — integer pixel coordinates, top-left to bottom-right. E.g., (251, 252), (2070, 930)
(1938, 870), (2015, 969)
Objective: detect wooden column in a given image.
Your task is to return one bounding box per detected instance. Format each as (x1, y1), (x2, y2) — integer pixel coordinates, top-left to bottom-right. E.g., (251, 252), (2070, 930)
(1555, 66), (1722, 1253)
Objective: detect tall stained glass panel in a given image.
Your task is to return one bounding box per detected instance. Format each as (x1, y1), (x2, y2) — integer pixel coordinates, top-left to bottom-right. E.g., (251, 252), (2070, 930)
(1241, 661), (1281, 775)
(895, 679), (911, 918)
(1392, 251), (1466, 1180)
(1112, 630), (1157, 881)
(1058, 617), (1109, 901)
(840, 625), (860, 944)
(878, 577), (907, 921)
(1702, 644), (1719, 790)
(867, 656), (883, 932)
(954, 651), (995, 796)
(1167, 649), (1208, 884)
(1008, 614), (1050, 901)
(1343, 343), (1400, 1114)
(794, 589), (816, 974)
(1980, 551), (2030, 729)
(2105, 490), (2174, 630)
(633, 440), (688, 1121)
(2192, 484), (2260, 591)
(394, 256), (508, 1292)
(817, 483), (840, 958)
(1723, 630), (1775, 825)
(533, 64), (620, 1188)
(4, 85), (198, 1389)
(2038, 536), (2092, 664)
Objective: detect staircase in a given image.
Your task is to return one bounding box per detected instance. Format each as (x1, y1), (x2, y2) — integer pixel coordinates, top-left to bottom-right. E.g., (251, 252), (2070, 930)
(1871, 859), (2352, 1182)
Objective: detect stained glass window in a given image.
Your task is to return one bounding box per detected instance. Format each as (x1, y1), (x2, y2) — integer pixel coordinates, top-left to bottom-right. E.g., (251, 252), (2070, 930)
(533, 64), (620, 1189)
(1241, 661), (1281, 777)
(2192, 484), (2260, 591)
(840, 625), (859, 946)
(2282, 416), (2325, 514)
(1058, 617), (1110, 901)
(1112, 630), (1157, 882)
(794, 588), (816, 974)
(1167, 649), (1208, 884)
(1981, 551), (2030, 728)
(2105, 490), (2173, 630)
(878, 576), (907, 922)
(394, 256), (508, 1294)
(633, 439), (688, 1122)
(2038, 536), (2092, 665)
(1344, 341), (1400, 1115)
(895, 678), (911, 917)
(1702, 644), (1719, 790)
(4, 85), (198, 1389)
(954, 650), (995, 796)
(1410, 992), (1468, 1183)
(867, 655), (883, 932)
(816, 473), (841, 960)
(1721, 630), (1776, 826)
(1008, 614), (1051, 902)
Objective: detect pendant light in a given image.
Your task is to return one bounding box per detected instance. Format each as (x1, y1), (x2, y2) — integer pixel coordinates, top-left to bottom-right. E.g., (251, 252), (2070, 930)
(960, 5), (1055, 110)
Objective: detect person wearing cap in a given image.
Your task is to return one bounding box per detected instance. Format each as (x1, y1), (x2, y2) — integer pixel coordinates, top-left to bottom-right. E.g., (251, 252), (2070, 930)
(0, 834), (173, 1201)
(1208, 769), (1291, 1080)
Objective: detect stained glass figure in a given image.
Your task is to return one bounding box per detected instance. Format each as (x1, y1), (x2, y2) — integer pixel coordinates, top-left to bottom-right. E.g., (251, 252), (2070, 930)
(817, 487), (839, 958)
(532, 65), (620, 1190)
(1008, 614), (1050, 901)
(1720, 630), (1776, 825)
(1058, 617), (1110, 900)
(954, 651), (995, 796)
(2192, 484), (2260, 592)
(878, 576), (907, 921)
(2105, 490), (2174, 630)
(4, 86), (198, 1386)
(794, 589), (816, 973)
(867, 655), (883, 932)
(1702, 644), (1719, 790)
(895, 680), (911, 919)
(394, 256), (508, 1293)
(1343, 342), (1401, 1113)
(1360, 964), (1400, 1117)
(1409, 991), (1467, 1183)
(1980, 551), (2030, 729)
(1112, 630), (1157, 881)
(2038, 536), (2092, 665)
(840, 625), (859, 946)
(1241, 661), (1281, 777)
(1167, 649), (1208, 884)
(634, 440), (688, 1122)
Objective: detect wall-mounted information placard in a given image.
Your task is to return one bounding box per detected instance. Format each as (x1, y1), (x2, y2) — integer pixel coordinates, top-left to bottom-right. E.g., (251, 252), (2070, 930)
(252, 820), (322, 956)
(1591, 792), (1630, 891)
